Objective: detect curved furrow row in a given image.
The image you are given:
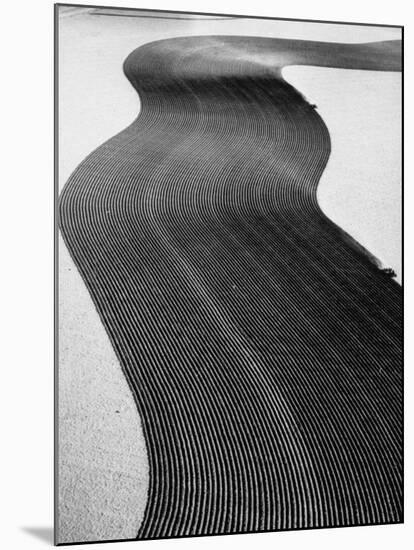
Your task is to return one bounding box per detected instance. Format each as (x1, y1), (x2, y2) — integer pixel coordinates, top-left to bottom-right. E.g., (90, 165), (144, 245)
(59, 36), (402, 539)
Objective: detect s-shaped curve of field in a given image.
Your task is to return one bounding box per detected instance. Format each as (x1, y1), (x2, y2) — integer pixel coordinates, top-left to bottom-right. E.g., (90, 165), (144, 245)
(59, 36), (402, 539)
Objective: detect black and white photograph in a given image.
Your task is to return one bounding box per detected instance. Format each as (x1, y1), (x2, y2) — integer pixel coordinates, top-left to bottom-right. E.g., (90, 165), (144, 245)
(3, 1), (412, 549)
(55, 3), (403, 546)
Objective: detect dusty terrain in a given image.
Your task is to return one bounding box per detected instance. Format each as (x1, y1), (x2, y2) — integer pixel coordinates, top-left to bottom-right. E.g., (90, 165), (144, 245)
(58, 6), (402, 544)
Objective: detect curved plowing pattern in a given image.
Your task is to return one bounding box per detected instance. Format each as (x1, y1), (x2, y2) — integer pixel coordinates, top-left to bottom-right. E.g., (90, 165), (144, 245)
(59, 36), (402, 539)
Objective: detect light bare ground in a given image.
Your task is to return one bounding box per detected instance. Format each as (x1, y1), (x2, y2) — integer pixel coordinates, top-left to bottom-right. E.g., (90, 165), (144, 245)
(58, 6), (402, 543)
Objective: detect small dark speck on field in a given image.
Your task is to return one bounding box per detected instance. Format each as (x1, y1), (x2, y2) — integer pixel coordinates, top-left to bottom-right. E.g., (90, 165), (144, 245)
(115, 410), (120, 413)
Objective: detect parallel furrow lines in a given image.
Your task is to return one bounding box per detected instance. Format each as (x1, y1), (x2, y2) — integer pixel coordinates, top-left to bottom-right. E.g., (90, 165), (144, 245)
(59, 36), (402, 539)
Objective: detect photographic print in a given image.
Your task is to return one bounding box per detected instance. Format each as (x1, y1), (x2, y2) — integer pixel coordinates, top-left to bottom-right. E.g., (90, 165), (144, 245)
(55, 4), (403, 545)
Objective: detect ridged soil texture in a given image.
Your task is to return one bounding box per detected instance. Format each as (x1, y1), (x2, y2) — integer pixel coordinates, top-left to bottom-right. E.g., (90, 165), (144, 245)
(59, 36), (403, 539)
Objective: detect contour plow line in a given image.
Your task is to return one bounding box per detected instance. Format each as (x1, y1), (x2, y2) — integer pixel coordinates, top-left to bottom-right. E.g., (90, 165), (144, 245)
(59, 36), (402, 539)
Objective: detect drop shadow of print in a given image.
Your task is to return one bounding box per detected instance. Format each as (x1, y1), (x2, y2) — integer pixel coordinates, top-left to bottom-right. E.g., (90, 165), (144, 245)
(21, 526), (54, 545)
